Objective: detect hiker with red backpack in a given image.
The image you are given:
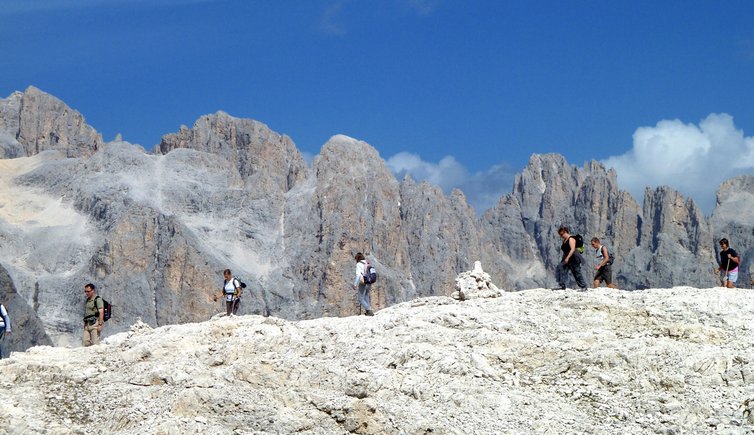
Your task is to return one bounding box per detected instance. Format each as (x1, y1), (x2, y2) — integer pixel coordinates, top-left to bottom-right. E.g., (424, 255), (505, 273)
(553, 226), (588, 291)
(353, 252), (375, 316)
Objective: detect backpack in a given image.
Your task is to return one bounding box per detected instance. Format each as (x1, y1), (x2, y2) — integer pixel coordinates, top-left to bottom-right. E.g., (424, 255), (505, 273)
(96, 296), (112, 322)
(362, 261), (377, 284)
(573, 234), (585, 254)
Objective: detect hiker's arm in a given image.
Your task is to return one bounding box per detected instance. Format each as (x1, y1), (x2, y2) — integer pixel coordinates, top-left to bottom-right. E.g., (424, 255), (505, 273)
(729, 253), (740, 265)
(97, 307), (104, 330)
(564, 238), (576, 262)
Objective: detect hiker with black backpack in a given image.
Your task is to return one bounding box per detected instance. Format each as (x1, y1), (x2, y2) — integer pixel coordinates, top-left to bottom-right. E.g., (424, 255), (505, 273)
(0, 302), (10, 358)
(214, 269), (244, 316)
(718, 238), (741, 288)
(590, 237), (616, 289)
(353, 252), (374, 316)
(82, 283), (105, 346)
(553, 226), (587, 291)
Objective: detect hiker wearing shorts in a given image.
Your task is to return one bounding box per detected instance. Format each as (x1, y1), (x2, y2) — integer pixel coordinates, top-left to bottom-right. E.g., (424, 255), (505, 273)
(82, 283), (104, 346)
(216, 269), (242, 316)
(554, 226), (587, 291)
(718, 238), (740, 288)
(0, 302), (10, 358)
(590, 237), (616, 289)
(353, 252), (374, 316)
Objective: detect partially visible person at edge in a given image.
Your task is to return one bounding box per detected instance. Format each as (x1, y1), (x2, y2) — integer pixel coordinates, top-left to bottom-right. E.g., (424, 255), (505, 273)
(0, 302), (11, 358)
(215, 269), (242, 316)
(718, 238), (741, 288)
(83, 283), (104, 347)
(353, 252), (374, 316)
(590, 237), (616, 289)
(554, 226), (587, 291)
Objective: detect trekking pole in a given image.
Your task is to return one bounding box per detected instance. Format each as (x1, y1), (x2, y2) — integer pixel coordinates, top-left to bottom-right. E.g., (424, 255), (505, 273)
(724, 257), (731, 287)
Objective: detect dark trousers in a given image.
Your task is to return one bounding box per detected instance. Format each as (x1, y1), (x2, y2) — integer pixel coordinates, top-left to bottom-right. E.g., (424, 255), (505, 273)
(556, 255), (587, 289)
(225, 298), (240, 316)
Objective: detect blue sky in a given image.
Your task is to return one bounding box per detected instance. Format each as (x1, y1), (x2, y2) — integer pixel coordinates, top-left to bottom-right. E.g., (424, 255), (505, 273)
(1, 0), (753, 213)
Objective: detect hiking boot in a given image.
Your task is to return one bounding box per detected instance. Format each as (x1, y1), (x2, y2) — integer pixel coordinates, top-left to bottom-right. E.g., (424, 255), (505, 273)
(551, 286), (566, 291)
(365, 310), (374, 316)
(578, 287), (588, 292)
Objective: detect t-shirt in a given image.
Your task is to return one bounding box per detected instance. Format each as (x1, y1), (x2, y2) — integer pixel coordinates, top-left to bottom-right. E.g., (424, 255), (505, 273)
(720, 248), (739, 271)
(84, 296), (104, 320)
(223, 279), (240, 301)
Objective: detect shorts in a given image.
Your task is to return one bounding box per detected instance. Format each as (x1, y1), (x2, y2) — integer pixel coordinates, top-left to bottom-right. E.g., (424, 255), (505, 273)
(722, 268), (738, 283)
(594, 264), (612, 285)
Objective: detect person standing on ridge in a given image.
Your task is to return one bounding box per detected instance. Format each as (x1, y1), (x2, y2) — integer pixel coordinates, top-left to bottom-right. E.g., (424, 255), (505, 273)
(82, 283), (105, 346)
(718, 238), (740, 288)
(553, 226), (587, 291)
(215, 269), (243, 316)
(353, 252), (374, 316)
(0, 302), (10, 358)
(590, 237), (616, 289)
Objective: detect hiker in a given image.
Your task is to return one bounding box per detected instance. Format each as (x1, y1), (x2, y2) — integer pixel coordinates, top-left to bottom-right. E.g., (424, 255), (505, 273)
(718, 238), (740, 288)
(0, 302), (10, 359)
(590, 237), (616, 289)
(553, 226), (587, 291)
(82, 283), (105, 347)
(215, 269), (242, 316)
(353, 252), (374, 316)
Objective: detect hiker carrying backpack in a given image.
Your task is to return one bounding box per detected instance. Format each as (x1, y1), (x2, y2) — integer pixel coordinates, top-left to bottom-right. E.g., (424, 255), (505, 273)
(353, 253), (376, 316)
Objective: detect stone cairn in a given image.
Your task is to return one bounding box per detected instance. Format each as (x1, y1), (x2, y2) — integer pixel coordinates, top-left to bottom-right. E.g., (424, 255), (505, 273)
(451, 261), (503, 301)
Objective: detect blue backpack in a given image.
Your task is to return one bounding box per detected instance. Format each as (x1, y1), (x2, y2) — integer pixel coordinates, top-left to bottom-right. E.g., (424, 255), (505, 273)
(363, 261), (377, 284)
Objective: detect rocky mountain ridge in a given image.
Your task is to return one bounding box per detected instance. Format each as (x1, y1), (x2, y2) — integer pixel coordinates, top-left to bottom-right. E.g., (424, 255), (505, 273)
(1, 279), (753, 434)
(0, 86), (752, 352)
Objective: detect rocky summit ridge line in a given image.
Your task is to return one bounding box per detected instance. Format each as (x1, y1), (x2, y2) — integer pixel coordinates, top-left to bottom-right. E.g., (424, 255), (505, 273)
(0, 86), (753, 352)
(1, 275), (753, 434)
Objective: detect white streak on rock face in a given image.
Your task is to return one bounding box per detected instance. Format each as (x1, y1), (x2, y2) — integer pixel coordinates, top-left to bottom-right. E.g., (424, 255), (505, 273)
(2, 285), (754, 433)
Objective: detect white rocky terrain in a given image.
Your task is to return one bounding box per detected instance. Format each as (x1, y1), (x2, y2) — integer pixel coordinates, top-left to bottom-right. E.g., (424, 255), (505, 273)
(1, 265), (753, 434)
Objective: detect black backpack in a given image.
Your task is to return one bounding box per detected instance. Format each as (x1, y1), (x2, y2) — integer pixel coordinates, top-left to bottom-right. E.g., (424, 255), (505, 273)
(573, 234), (585, 254)
(363, 261), (377, 284)
(96, 296), (112, 322)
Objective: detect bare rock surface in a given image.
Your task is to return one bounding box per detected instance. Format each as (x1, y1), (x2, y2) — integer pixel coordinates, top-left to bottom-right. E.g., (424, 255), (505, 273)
(1, 284), (753, 434)
(0, 86), (102, 158)
(0, 87), (752, 356)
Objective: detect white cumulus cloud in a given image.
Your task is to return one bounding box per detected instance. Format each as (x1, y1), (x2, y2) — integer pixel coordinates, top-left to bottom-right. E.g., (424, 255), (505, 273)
(386, 152), (517, 214)
(603, 113), (754, 213)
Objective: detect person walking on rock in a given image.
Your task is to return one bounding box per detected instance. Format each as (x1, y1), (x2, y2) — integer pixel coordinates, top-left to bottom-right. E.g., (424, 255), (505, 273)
(353, 252), (374, 316)
(216, 269), (243, 316)
(82, 283), (105, 347)
(0, 302), (11, 358)
(718, 238), (741, 288)
(553, 226), (587, 291)
(590, 237), (616, 289)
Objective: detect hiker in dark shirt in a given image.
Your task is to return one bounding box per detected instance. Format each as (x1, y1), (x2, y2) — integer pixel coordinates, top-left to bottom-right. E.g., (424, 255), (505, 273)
(718, 238), (740, 288)
(553, 226), (587, 291)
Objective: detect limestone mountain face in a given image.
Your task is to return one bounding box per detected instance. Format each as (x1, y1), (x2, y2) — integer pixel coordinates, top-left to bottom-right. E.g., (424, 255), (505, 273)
(499, 153), (721, 289)
(0, 87), (753, 353)
(710, 175), (754, 284)
(1, 284), (753, 434)
(0, 86), (102, 158)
